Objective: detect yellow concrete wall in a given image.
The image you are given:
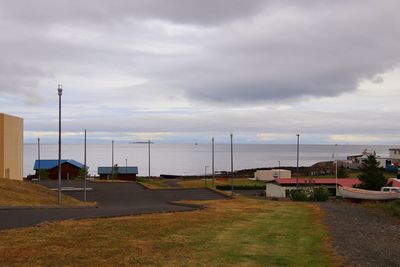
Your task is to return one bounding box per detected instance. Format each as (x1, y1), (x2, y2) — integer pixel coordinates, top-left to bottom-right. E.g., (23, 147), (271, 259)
(0, 113), (23, 180)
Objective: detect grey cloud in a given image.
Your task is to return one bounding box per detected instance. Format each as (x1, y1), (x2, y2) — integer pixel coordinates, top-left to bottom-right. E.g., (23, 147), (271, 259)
(1, 1), (400, 105)
(0, 0), (267, 26)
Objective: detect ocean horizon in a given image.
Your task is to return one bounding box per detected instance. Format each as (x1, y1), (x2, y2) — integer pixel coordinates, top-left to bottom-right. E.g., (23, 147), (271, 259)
(23, 143), (396, 177)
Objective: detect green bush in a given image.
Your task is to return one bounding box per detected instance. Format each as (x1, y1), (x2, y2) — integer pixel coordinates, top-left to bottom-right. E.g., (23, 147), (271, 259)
(38, 170), (49, 180)
(311, 187), (329, 201)
(289, 189), (308, 201)
(216, 185), (265, 190)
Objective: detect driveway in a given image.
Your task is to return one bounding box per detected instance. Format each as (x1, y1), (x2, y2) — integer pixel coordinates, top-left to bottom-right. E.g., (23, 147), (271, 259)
(0, 180), (228, 230)
(319, 201), (400, 267)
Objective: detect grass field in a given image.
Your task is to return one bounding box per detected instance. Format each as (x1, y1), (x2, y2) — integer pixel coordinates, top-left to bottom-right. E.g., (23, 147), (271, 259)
(0, 178), (89, 206)
(0, 197), (338, 266)
(139, 177), (265, 189)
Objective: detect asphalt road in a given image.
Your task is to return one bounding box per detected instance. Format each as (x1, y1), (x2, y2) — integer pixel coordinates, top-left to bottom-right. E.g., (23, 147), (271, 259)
(0, 180), (228, 230)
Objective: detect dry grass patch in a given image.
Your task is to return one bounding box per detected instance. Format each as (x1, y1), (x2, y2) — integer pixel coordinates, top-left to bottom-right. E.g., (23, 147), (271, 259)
(0, 197), (338, 266)
(137, 179), (170, 189)
(0, 178), (89, 206)
(178, 178), (264, 188)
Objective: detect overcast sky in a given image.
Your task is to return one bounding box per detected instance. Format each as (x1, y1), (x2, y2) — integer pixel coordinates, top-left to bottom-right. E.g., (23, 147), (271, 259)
(1, 0), (400, 144)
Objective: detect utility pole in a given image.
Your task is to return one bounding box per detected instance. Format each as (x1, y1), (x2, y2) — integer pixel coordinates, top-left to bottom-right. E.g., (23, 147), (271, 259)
(125, 158), (128, 176)
(230, 133), (234, 196)
(204, 166), (208, 188)
(57, 84), (63, 205)
(278, 160), (280, 179)
(38, 138), (41, 182)
(212, 137), (215, 188)
(111, 140), (114, 181)
(84, 129), (87, 202)
(296, 134), (300, 189)
(148, 140), (151, 179)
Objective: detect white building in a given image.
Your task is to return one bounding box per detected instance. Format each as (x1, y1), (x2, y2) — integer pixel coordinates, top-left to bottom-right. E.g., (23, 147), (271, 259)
(254, 169), (291, 181)
(389, 148), (400, 161)
(265, 178), (361, 198)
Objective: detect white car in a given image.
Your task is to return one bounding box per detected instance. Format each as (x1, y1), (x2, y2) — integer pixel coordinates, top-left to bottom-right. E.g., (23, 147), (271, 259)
(381, 186), (400, 193)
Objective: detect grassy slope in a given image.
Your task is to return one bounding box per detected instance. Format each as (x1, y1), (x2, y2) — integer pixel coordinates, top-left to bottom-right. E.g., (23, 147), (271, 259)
(0, 178), (87, 206)
(0, 197), (338, 266)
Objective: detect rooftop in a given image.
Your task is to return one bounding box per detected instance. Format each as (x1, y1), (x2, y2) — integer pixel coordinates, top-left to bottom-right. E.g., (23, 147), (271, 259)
(98, 166), (138, 175)
(269, 178), (361, 187)
(34, 159), (85, 170)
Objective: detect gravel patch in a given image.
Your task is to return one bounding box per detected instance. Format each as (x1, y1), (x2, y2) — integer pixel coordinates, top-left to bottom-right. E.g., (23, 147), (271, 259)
(319, 201), (400, 267)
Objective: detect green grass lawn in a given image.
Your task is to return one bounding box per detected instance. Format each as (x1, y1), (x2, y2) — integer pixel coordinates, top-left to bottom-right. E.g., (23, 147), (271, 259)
(0, 197), (338, 266)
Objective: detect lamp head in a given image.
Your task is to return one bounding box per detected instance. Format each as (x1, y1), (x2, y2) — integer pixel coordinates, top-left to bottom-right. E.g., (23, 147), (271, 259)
(57, 84), (63, 96)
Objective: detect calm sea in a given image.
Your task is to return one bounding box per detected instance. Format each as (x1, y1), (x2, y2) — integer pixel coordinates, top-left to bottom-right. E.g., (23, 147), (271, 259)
(23, 143), (394, 177)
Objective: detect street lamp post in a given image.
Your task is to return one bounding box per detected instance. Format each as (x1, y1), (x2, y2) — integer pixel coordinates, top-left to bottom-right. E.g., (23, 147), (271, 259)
(148, 140), (151, 179)
(57, 84), (63, 205)
(111, 140), (114, 181)
(204, 165), (209, 188)
(335, 160), (338, 196)
(125, 158), (128, 176)
(296, 134), (300, 189)
(230, 133), (234, 196)
(38, 138), (41, 182)
(278, 160), (280, 179)
(84, 129), (87, 202)
(212, 137), (215, 188)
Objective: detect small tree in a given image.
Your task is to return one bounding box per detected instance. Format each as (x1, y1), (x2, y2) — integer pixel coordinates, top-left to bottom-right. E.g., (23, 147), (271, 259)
(358, 154), (386, 190)
(78, 167), (89, 179)
(113, 164), (119, 180)
(39, 169), (49, 180)
(337, 165), (349, 178)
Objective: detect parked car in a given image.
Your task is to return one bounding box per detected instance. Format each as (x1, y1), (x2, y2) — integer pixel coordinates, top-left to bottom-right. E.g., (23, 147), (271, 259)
(381, 186), (400, 193)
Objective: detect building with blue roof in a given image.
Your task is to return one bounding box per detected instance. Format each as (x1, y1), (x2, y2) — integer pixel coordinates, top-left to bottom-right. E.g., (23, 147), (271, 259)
(33, 159), (87, 180)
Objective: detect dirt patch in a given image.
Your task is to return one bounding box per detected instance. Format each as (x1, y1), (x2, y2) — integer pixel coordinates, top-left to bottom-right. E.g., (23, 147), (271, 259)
(319, 201), (400, 267)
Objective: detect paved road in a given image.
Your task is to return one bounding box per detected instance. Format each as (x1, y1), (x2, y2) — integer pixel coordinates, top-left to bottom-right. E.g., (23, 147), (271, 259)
(0, 180), (228, 230)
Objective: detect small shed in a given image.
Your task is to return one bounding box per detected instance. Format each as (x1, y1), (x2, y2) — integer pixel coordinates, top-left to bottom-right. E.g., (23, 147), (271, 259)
(98, 166), (138, 181)
(33, 159), (86, 180)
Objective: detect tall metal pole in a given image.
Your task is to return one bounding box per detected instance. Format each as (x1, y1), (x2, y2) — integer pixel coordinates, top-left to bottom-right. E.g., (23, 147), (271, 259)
(230, 133), (234, 196)
(84, 129), (87, 202)
(204, 166), (208, 188)
(38, 138), (41, 182)
(335, 160), (338, 196)
(125, 158), (128, 175)
(296, 134), (300, 189)
(278, 160), (280, 179)
(57, 84), (63, 205)
(111, 140), (114, 180)
(148, 140), (151, 179)
(212, 137), (215, 188)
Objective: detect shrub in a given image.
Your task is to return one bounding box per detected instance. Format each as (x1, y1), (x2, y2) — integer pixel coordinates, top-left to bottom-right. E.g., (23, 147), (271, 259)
(38, 170), (49, 180)
(311, 187), (329, 201)
(289, 189), (308, 201)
